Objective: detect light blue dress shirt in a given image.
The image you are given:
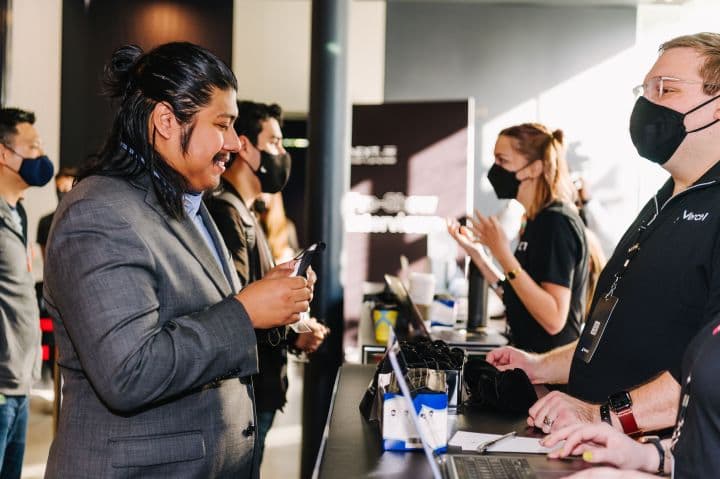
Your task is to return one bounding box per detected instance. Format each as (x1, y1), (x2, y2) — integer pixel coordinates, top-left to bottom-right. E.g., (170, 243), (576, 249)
(183, 193), (224, 271)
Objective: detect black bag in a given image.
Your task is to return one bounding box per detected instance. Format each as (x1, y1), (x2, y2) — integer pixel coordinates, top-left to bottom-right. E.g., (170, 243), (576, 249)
(463, 357), (537, 414)
(359, 337), (465, 422)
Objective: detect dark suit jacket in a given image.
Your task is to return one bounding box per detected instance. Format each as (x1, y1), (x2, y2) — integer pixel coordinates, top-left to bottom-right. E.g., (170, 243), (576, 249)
(43, 174), (260, 478)
(206, 183), (292, 412)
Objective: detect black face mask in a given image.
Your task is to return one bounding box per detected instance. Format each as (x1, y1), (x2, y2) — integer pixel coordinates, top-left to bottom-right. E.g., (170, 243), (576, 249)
(487, 163), (524, 199)
(3, 146), (54, 187)
(255, 150), (291, 194)
(629, 94), (720, 165)
(18, 155), (54, 186)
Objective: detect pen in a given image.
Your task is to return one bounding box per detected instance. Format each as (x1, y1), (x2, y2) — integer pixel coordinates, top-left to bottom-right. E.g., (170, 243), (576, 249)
(476, 431), (517, 453)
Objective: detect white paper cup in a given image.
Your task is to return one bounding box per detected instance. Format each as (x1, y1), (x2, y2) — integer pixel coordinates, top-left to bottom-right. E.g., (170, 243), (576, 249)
(409, 272), (436, 306)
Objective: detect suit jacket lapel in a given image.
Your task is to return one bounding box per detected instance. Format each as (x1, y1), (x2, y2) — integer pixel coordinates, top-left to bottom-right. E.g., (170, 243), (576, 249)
(140, 181), (233, 297)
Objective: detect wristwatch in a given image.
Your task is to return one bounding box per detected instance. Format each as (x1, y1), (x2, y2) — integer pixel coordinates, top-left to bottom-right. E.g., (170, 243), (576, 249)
(491, 279), (505, 293)
(505, 266), (522, 281)
(608, 391), (641, 435)
(599, 402), (612, 425)
(639, 435), (664, 475)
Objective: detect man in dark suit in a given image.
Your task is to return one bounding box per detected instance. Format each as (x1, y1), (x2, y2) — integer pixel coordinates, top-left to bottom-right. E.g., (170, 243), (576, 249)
(0, 107), (53, 479)
(206, 101), (328, 463)
(43, 43), (311, 478)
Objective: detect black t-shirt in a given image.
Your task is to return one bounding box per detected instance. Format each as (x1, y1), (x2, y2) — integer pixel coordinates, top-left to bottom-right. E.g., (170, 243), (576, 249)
(503, 202), (588, 353)
(671, 317), (720, 478)
(568, 160), (720, 403)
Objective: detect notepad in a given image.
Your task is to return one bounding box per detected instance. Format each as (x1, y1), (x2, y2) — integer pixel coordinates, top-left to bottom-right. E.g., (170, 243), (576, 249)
(449, 430), (560, 454)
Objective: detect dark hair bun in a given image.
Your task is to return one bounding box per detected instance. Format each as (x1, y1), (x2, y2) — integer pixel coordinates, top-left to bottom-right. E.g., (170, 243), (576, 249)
(551, 129), (565, 145)
(103, 44), (144, 98)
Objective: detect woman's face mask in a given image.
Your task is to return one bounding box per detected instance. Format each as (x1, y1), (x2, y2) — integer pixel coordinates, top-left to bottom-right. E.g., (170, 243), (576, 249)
(487, 162), (532, 200)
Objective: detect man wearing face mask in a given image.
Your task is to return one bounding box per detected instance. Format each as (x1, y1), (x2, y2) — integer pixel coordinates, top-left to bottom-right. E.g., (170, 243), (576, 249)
(0, 107), (53, 479)
(206, 100), (328, 463)
(36, 167), (77, 261)
(486, 32), (720, 440)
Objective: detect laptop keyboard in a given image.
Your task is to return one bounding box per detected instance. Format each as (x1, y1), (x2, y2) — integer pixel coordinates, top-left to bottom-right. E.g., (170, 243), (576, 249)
(453, 456), (536, 479)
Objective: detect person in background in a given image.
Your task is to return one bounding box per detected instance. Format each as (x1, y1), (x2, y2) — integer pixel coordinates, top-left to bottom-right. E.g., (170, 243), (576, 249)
(570, 176), (608, 316)
(543, 314), (720, 478)
(487, 32), (720, 440)
(206, 100), (328, 464)
(256, 191), (299, 264)
(572, 173), (622, 259)
(0, 107), (53, 479)
(36, 166), (77, 260)
(42, 43), (311, 478)
(448, 123), (590, 354)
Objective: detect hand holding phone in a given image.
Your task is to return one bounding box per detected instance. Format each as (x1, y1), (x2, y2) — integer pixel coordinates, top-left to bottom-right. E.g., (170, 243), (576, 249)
(290, 242), (326, 332)
(292, 242), (326, 277)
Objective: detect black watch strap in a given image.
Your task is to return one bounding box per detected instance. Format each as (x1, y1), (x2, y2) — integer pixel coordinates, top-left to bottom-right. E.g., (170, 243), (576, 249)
(600, 402), (612, 425)
(640, 436), (664, 475)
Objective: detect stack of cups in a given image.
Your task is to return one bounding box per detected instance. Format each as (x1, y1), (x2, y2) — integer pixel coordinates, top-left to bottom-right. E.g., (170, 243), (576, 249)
(409, 272), (436, 324)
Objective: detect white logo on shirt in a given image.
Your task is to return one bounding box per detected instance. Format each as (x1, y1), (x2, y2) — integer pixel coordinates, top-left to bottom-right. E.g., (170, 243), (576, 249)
(517, 241), (528, 251)
(682, 210), (709, 222)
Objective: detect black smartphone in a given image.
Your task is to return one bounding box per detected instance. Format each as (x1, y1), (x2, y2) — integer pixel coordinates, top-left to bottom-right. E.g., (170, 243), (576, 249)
(292, 241), (326, 277)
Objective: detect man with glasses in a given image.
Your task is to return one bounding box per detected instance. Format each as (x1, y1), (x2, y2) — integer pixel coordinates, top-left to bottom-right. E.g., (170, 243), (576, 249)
(487, 32), (720, 438)
(0, 107), (54, 479)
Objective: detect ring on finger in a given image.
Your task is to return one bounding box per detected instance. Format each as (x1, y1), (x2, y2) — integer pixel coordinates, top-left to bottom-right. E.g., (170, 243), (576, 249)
(543, 416), (554, 427)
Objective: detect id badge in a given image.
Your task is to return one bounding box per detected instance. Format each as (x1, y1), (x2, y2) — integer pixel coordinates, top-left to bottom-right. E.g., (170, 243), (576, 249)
(575, 296), (619, 364)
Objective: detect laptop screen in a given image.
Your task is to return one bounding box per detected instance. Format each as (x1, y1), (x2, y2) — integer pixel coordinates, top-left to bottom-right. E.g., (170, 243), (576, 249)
(384, 274), (431, 338)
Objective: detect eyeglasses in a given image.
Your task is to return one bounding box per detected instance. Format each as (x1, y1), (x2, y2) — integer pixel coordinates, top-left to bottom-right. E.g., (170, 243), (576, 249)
(633, 76), (719, 101)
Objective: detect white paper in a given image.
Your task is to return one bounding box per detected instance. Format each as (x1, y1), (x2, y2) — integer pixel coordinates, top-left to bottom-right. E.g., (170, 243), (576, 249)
(449, 430), (561, 454)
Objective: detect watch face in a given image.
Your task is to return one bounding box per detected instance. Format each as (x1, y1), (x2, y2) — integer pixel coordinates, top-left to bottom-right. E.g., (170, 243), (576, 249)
(609, 391), (632, 411)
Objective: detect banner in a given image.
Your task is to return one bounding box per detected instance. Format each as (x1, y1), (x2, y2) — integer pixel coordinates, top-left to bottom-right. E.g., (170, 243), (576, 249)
(343, 100), (473, 347)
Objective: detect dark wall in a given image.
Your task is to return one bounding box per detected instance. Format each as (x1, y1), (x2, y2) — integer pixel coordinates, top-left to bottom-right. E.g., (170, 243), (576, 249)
(384, 2), (636, 209)
(61, 0), (233, 168)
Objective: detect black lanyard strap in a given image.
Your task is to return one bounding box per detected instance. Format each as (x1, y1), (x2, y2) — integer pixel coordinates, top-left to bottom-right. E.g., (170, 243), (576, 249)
(604, 216), (655, 298)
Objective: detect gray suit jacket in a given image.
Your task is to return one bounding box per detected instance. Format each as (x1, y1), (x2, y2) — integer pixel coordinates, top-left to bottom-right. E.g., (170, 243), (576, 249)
(43, 174), (260, 478)
(0, 199), (41, 395)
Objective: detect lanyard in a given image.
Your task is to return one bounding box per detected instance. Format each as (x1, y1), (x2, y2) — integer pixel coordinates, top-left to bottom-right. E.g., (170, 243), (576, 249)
(603, 200), (662, 298)
(670, 321), (720, 456)
(670, 372), (691, 455)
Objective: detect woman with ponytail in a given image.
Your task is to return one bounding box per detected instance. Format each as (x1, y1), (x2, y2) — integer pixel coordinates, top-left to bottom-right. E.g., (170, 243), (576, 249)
(449, 123), (590, 353)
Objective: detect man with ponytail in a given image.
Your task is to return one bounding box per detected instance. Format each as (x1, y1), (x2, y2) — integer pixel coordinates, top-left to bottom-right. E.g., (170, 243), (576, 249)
(42, 43), (310, 478)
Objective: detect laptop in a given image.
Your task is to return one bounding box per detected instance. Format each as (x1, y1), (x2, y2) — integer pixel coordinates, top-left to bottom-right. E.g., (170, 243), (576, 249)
(384, 274), (508, 350)
(386, 336), (536, 479)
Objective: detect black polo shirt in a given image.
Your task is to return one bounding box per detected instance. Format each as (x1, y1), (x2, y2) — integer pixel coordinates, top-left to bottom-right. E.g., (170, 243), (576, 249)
(671, 316), (720, 478)
(568, 160), (720, 403)
(504, 201), (588, 353)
